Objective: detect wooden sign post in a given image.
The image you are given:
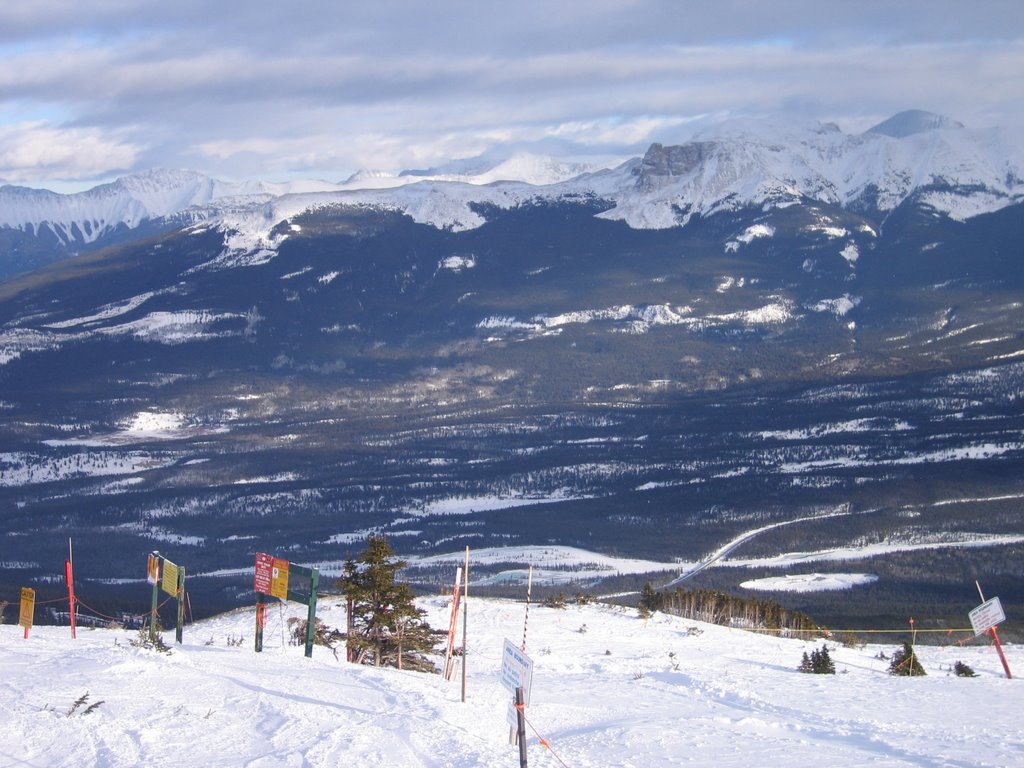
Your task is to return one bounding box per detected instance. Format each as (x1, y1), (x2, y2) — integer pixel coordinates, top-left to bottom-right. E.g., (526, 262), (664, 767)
(253, 552), (320, 658)
(149, 550), (161, 643)
(147, 551), (187, 643)
(19, 587), (35, 639)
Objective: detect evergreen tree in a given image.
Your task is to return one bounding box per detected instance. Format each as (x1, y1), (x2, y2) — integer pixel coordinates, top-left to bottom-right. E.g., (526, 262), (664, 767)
(638, 582), (662, 618)
(888, 642), (926, 676)
(336, 535), (439, 672)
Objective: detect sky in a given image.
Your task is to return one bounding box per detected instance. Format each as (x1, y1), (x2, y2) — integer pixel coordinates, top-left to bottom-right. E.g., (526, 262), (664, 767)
(1, 0), (1022, 191)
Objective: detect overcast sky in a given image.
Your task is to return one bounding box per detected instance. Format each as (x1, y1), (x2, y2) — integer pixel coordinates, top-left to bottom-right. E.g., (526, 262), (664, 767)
(2, 0), (1022, 191)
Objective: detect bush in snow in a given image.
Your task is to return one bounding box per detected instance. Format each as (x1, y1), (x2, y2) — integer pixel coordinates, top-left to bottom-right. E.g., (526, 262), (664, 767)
(953, 660), (977, 678)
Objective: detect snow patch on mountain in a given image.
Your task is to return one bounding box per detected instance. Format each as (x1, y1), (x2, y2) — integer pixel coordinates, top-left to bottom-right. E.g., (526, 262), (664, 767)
(809, 294), (861, 317)
(438, 255), (477, 272)
(478, 298), (794, 338)
(97, 309), (243, 344)
(123, 411), (186, 436)
(741, 572), (879, 592)
(840, 242), (860, 266)
(43, 292), (160, 329)
(725, 223), (775, 252)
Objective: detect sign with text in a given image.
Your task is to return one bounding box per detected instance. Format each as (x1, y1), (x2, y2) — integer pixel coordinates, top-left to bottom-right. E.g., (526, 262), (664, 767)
(500, 638), (534, 705)
(147, 553), (160, 585)
(19, 587), (35, 629)
(969, 596), (1006, 636)
(254, 553), (290, 599)
(161, 559), (180, 597)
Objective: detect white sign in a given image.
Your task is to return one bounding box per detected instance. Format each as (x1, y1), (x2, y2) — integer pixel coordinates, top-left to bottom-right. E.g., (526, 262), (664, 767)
(969, 596), (1006, 636)
(500, 638), (534, 706)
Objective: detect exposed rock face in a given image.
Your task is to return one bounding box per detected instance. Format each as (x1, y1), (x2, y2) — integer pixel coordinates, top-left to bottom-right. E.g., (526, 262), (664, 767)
(633, 141), (718, 192)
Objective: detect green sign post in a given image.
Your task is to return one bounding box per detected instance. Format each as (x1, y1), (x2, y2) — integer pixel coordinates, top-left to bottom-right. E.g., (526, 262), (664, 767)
(254, 552), (320, 658)
(148, 551), (187, 644)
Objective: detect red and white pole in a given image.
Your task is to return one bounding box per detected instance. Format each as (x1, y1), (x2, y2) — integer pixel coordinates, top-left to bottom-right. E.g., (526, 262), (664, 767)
(65, 538), (77, 639)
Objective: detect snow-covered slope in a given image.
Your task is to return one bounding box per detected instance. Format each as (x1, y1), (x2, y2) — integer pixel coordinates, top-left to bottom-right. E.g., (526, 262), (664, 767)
(2, 596), (1020, 767)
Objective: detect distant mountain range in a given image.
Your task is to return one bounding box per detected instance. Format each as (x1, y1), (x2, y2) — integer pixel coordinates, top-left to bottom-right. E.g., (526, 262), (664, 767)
(2, 110), (1023, 627)
(1, 110), (1021, 280)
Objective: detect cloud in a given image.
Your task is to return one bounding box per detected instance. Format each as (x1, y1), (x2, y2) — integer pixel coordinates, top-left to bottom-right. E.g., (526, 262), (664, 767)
(1, 1), (1023, 187)
(0, 122), (140, 183)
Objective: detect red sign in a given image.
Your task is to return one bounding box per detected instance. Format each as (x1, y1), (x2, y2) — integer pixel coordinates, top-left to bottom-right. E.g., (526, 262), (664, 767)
(254, 552), (274, 594)
(254, 553), (290, 598)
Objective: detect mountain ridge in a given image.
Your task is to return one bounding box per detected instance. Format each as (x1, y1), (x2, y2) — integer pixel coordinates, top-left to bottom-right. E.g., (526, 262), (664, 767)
(1, 111), (1021, 282)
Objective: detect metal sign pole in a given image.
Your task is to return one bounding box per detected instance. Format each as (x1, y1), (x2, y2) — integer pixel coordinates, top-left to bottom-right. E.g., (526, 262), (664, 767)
(974, 581), (1013, 679)
(255, 592), (265, 653)
(304, 568), (319, 659)
(150, 551), (160, 643)
(175, 565), (186, 644)
(516, 686), (528, 768)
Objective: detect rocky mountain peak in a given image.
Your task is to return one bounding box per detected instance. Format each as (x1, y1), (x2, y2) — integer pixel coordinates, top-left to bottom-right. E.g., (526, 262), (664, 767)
(632, 141), (719, 192)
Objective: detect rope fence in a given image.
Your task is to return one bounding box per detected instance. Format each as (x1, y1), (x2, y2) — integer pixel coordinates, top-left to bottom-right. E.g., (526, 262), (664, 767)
(516, 702), (572, 768)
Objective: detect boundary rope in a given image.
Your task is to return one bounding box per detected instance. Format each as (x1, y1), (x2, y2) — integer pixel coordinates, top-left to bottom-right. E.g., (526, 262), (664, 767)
(516, 702), (572, 768)
(732, 626), (975, 635)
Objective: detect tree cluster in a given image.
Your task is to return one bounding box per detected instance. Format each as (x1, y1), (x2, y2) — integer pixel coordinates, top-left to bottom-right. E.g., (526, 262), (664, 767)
(639, 583), (822, 636)
(798, 644), (835, 674)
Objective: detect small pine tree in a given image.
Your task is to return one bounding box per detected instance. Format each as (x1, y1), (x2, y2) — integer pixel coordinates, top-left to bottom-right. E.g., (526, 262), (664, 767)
(888, 642), (926, 676)
(638, 582), (662, 618)
(953, 660), (977, 678)
(336, 535), (439, 672)
(798, 651), (813, 673)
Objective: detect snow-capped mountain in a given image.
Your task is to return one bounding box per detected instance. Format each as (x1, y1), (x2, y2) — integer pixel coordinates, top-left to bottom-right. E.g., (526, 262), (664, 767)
(1, 111), (1020, 281)
(0, 169), (343, 247)
(601, 111), (1022, 229)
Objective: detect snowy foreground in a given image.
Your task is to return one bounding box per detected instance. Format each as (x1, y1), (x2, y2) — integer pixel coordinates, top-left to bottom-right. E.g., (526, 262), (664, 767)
(2, 597), (1021, 767)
